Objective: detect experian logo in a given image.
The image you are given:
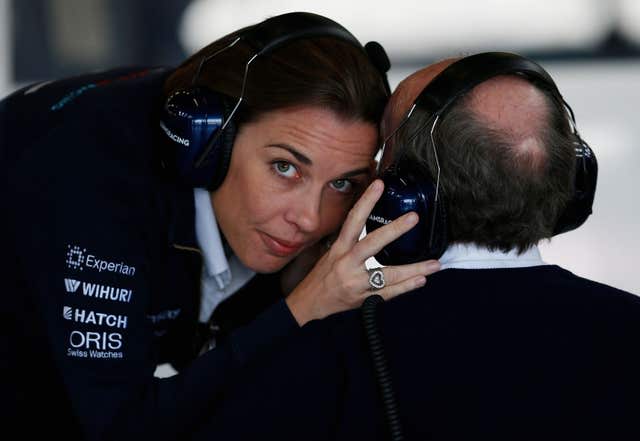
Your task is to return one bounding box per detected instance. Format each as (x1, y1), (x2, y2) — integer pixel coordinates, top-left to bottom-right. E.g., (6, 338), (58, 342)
(66, 245), (136, 277)
(159, 121), (190, 147)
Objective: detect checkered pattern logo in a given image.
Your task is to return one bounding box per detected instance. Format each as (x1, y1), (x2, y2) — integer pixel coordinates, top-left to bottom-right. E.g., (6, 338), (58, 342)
(66, 245), (86, 270)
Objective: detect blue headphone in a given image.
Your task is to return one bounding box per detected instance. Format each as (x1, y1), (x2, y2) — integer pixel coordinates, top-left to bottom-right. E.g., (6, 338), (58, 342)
(159, 12), (391, 190)
(366, 52), (598, 265)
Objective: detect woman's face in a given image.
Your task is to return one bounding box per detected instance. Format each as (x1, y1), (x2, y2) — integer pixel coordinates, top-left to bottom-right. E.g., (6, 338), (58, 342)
(211, 106), (378, 273)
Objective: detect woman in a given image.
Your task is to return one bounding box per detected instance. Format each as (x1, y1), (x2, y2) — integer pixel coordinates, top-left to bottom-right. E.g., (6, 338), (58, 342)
(1, 12), (438, 440)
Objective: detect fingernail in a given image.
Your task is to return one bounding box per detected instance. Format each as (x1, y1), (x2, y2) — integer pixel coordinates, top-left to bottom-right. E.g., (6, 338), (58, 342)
(414, 276), (426, 288)
(371, 179), (382, 191)
(404, 212), (418, 224)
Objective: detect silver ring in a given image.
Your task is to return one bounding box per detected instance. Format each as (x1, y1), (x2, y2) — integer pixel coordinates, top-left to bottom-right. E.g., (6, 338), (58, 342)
(367, 268), (386, 291)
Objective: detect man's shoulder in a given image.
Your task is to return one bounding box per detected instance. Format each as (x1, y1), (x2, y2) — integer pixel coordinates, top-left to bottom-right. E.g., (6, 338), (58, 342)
(299, 264), (640, 346)
(426, 264), (637, 298)
(525, 264), (640, 307)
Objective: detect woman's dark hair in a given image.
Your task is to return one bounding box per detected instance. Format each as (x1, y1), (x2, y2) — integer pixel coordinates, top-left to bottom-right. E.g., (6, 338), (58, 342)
(394, 78), (576, 253)
(163, 26), (389, 128)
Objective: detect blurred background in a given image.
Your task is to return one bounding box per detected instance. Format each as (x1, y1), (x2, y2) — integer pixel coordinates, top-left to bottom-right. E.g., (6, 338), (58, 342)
(2, 0), (638, 294)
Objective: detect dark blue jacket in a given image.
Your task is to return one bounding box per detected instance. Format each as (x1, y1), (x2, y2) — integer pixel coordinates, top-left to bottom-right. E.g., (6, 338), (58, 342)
(0, 67), (297, 440)
(193, 265), (640, 440)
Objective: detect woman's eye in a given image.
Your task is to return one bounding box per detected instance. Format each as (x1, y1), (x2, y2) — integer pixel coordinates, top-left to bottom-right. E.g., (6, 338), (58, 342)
(330, 179), (353, 193)
(272, 161), (299, 179)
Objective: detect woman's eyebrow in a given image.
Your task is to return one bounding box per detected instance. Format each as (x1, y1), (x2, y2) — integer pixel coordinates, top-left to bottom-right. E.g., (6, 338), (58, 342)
(266, 144), (312, 165)
(338, 168), (371, 179)
(266, 143), (370, 179)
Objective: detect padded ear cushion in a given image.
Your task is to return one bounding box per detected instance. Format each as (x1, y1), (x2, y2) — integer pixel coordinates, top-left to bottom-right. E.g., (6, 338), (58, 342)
(206, 108), (237, 191)
(554, 140), (598, 235)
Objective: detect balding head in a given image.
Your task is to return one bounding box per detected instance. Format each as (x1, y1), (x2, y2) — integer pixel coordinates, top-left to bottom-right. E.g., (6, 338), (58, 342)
(382, 58), (457, 139)
(379, 54), (576, 253)
(384, 61), (550, 171)
(467, 75), (550, 173)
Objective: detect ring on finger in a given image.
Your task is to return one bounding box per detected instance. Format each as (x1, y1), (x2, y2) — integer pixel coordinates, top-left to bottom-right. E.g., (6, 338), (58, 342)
(367, 267), (386, 291)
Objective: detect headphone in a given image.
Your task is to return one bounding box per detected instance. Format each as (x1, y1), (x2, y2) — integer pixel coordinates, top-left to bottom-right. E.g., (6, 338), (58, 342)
(159, 11), (391, 190)
(365, 52), (598, 265)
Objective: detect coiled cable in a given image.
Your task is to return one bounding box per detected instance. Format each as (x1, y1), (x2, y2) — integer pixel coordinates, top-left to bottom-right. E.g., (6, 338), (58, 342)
(361, 294), (404, 441)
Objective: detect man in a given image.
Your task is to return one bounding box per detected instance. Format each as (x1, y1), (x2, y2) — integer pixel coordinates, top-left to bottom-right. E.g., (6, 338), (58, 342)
(193, 53), (640, 441)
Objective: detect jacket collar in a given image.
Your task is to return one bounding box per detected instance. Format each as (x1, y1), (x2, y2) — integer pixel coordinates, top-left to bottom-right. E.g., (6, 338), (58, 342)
(167, 183), (199, 252)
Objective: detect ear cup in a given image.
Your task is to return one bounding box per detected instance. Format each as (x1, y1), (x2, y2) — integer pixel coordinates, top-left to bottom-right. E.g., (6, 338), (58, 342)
(366, 168), (448, 265)
(554, 140), (598, 235)
(159, 87), (236, 188)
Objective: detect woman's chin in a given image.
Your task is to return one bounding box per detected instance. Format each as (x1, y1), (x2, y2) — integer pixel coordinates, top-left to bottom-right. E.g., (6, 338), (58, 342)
(241, 252), (292, 274)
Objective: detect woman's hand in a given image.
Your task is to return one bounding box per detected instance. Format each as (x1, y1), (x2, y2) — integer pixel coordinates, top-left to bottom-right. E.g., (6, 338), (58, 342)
(279, 238), (331, 296)
(285, 179), (441, 326)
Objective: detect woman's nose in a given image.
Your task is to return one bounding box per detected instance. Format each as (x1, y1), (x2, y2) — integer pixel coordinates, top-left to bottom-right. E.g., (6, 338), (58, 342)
(284, 189), (322, 233)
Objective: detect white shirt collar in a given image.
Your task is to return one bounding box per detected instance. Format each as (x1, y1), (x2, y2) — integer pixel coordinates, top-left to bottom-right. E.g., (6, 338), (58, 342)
(439, 243), (546, 270)
(194, 188), (256, 323)
(194, 188), (231, 288)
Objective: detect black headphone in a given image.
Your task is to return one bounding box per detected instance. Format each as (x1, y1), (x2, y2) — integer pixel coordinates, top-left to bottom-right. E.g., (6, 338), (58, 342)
(159, 11), (391, 190)
(366, 52), (598, 265)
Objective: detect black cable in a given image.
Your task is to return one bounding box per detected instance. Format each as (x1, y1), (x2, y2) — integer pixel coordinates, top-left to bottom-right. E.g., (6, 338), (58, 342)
(361, 294), (404, 441)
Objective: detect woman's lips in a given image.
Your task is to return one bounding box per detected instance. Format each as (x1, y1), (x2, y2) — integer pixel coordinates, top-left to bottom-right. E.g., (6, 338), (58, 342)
(259, 232), (305, 257)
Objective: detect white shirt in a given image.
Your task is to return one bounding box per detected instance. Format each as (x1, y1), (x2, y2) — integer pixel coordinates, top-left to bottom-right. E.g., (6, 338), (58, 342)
(439, 242), (546, 270)
(194, 188), (255, 323)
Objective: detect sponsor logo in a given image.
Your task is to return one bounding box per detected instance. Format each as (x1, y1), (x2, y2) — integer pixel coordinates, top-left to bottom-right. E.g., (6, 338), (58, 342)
(68, 330), (123, 352)
(50, 84), (97, 111)
(64, 279), (133, 303)
(63, 306), (128, 329)
(50, 69), (151, 111)
(159, 121), (190, 147)
(368, 214), (392, 225)
(66, 245), (86, 270)
(64, 278), (81, 293)
(147, 308), (181, 324)
(65, 244), (136, 277)
(66, 348), (124, 359)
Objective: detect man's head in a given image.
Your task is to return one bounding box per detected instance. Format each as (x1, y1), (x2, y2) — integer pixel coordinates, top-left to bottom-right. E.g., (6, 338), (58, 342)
(378, 53), (586, 255)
